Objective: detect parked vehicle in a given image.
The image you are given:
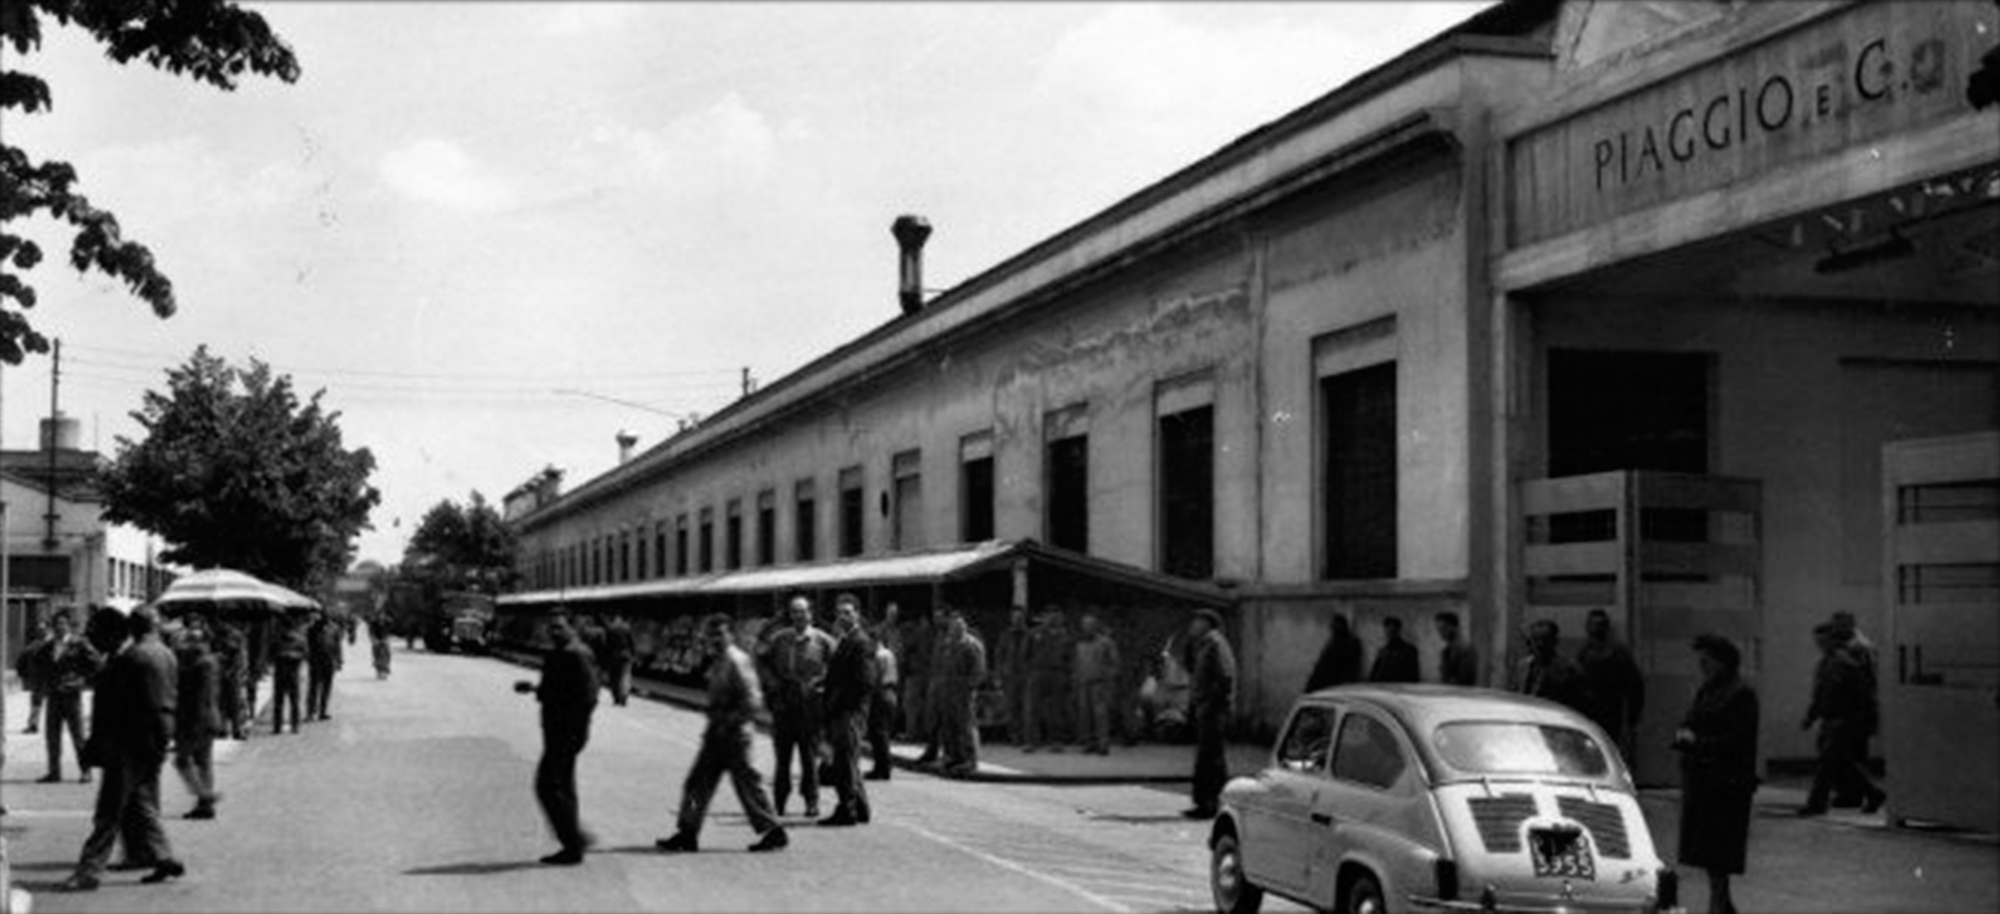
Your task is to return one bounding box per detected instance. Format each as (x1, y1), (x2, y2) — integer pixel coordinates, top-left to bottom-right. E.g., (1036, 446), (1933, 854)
(444, 592), (495, 653)
(1209, 684), (1678, 914)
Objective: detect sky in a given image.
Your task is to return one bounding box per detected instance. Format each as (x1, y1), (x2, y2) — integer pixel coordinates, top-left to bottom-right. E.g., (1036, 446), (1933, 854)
(5, 1), (1492, 567)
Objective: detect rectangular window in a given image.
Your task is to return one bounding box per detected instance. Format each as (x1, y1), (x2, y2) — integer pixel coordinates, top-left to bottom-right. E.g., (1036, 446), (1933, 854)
(1158, 374), (1216, 579)
(961, 431), (996, 542)
(757, 489), (777, 566)
(675, 514), (690, 576)
(839, 465), (866, 558)
(892, 449), (922, 551)
(620, 531), (633, 582)
(699, 508), (715, 573)
(1045, 404), (1090, 554)
(726, 499), (744, 570)
(1321, 361), (1398, 580)
(593, 537), (604, 585)
(655, 522), (667, 579)
(796, 479), (819, 562)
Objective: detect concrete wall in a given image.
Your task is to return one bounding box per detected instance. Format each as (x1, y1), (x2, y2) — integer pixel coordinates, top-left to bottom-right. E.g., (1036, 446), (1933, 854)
(1529, 296), (2000, 759)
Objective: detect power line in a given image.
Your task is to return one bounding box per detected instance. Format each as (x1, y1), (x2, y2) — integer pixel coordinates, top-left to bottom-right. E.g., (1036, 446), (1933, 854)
(63, 343), (746, 384)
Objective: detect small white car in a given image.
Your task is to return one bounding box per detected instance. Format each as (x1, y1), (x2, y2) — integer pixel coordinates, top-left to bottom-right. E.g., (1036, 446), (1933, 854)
(1210, 684), (1679, 914)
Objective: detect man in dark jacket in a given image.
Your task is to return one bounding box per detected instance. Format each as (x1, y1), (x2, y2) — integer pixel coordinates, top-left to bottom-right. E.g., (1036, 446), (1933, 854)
(1022, 609), (1072, 752)
(1800, 623), (1885, 816)
(603, 615), (636, 706)
(1435, 611), (1479, 686)
(657, 614), (788, 854)
(1183, 608), (1236, 819)
(16, 620), (51, 735)
(1518, 619), (1590, 714)
(39, 611), (103, 783)
(518, 610), (600, 865)
(306, 611), (343, 721)
(271, 615), (308, 734)
(61, 607), (184, 891)
(1368, 616), (1420, 683)
(993, 605), (1032, 745)
(819, 594), (877, 826)
(1304, 614), (1362, 693)
(1577, 608), (1645, 763)
(173, 619), (224, 820)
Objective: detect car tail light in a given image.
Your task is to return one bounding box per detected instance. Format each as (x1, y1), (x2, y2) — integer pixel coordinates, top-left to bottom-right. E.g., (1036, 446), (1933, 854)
(1658, 867), (1680, 911)
(1433, 858), (1459, 901)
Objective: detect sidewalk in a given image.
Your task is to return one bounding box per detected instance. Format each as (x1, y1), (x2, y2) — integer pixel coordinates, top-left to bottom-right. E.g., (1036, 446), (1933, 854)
(500, 651), (1270, 785)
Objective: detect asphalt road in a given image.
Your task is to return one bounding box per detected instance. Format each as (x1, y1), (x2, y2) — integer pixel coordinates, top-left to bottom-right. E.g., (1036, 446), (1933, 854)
(4, 643), (1286, 913)
(5, 643), (1994, 913)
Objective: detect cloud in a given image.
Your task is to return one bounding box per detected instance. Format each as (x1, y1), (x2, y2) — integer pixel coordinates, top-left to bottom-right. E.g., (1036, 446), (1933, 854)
(1036, 3), (1490, 153)
(542, 3), (645, 37)
(378, 138), (517, 213)
(564, 93), (787, 197)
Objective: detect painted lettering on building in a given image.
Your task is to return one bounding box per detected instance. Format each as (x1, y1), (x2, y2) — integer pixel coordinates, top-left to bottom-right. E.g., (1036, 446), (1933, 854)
(1507, 1), (1996, 248)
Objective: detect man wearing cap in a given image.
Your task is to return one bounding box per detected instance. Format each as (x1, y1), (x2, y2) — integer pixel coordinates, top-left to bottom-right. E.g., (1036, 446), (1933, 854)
(1183, 608), (1236, 819)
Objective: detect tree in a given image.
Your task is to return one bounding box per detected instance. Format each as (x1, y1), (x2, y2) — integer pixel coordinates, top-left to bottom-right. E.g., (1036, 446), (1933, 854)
(402, 492), (515, 593)
(0, 0), (300, 363)
(99, 346), (380, 590)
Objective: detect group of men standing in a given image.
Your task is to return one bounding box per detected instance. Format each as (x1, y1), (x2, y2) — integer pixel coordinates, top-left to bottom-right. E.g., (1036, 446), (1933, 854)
(992, 607), (1124, 755)
(268, 610), (348, 734)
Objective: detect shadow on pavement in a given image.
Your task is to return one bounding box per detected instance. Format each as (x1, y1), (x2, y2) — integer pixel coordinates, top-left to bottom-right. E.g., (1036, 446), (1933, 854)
(4, 861), (74, 872)
(404, 860), (546, 876)
(1084, 812), (1198, 825)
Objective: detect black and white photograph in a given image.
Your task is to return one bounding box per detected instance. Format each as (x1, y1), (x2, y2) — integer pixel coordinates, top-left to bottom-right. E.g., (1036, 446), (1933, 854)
(1, 1), (1996, 912)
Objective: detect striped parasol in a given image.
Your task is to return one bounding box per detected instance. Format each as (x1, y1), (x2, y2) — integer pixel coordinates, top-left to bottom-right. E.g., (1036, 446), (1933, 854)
(152, 568), (294, 616)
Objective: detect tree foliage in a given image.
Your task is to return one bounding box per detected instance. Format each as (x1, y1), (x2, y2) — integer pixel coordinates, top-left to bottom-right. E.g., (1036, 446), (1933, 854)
(402, 492), (515, 594)
(99, 346), (379, 590)
(0, 0), (300, 363)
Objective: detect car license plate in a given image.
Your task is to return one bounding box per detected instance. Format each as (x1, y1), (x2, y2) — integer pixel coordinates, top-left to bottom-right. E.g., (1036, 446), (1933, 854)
(1529, 826), (1595, 880)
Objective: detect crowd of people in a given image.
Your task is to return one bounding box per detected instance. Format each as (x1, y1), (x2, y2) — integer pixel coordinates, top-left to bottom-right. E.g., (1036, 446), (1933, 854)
(7, 603), (361, 892)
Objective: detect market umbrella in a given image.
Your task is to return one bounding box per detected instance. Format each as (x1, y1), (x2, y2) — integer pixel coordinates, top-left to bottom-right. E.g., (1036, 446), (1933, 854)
(152, 568), (290, 617)
(267, 583), (322, 614)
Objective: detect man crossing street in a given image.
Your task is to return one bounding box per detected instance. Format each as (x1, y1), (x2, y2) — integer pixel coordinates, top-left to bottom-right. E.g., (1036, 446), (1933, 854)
(657, 614), (789, 854)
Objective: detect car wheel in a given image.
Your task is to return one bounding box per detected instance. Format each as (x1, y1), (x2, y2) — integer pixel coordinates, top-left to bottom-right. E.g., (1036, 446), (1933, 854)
(1345, 870), (1384, 914)
(1210, 832), (1263, 914)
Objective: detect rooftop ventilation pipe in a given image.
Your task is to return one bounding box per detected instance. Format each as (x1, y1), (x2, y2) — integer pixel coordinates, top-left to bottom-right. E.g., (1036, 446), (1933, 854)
(892, 214), (932, 316)
(616, 431), (638, 465)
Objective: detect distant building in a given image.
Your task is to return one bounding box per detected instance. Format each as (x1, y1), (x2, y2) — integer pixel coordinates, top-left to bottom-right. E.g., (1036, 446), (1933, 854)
(502, 0), (1999, 791)
(3, 414), (179, 664)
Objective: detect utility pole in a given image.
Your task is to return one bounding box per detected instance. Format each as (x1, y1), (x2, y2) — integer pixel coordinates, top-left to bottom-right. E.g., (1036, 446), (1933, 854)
(43, 338), (58, 552)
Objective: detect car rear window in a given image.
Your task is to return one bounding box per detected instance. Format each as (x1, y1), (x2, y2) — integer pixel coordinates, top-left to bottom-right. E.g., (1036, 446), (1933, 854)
(1432, 722), (1610, 777)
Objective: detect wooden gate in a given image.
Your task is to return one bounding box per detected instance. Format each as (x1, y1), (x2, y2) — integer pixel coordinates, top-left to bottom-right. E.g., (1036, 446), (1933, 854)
(1881, 431), (2000, 832)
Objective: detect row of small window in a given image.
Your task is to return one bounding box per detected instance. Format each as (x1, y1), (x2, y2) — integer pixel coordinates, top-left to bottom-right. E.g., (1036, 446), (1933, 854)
(106, 556), (171, 599)
(522, 346), (1401, 588)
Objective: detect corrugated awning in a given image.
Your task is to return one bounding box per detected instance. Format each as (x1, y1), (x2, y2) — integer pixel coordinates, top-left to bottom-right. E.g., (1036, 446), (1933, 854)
(497, 539), (1228, 608)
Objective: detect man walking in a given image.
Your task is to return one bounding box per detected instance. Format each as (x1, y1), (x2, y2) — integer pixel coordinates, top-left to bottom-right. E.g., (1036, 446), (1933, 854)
(657, 614), (788, 854)
(271, 615), (308, 734)
(1072, 613), (1120, 755)
(1577, 608), (1645, 763)
(39, 611), (102, 783)
(763, 595), (834, 818)
(934, 608), (988, 778)
(1800, 622), (1886, 816)
(1368, 616), (1420, 683)
(60, 607), (184, 892)
(1435, 611), (1478, 686)
(1183, 608), (1236, 819)
(820, 594), (876, 826)
(172, 618), (224, 820)
(517, 610), (600, 865)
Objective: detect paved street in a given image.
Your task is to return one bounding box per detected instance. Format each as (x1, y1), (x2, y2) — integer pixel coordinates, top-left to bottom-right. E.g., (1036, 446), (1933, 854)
(3, 643), (1995, 913)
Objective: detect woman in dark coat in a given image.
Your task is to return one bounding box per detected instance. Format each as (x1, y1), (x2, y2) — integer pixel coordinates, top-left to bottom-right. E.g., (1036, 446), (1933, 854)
(1672, 633), (1759, 914)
